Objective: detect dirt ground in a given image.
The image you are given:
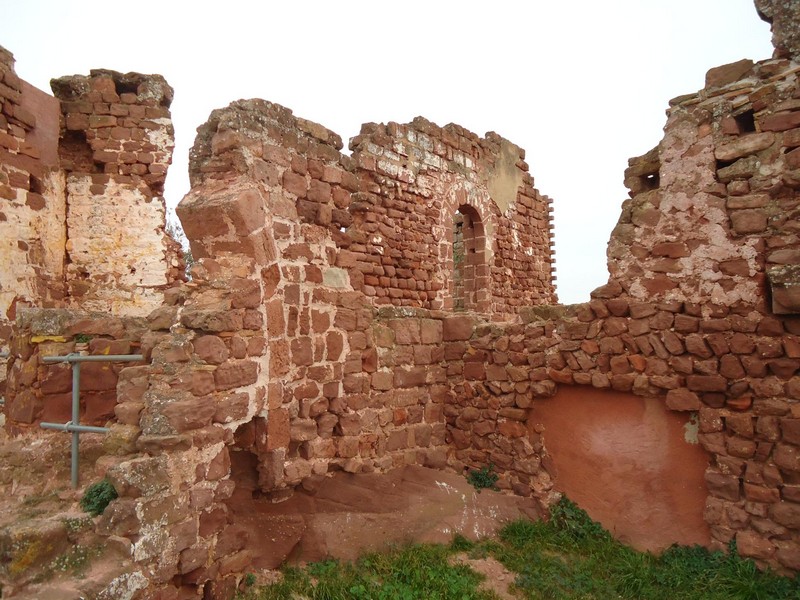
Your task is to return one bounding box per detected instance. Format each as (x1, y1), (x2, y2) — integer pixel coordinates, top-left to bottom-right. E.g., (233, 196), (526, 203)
(0, 429), (540, 598)
(227, 455), (540, 570)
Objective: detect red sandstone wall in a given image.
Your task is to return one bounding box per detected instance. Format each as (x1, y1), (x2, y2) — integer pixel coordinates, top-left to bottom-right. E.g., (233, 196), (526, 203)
(51, 69), (184, 314)
(531, 387), (710, 552)
(4, 309), (146, 434)
(8, 9), (800, 594)
(0, 51), (184, 345)
(181, 100), (555, 322)
(349, 120), (556, 314)
(0, 47), (63, 346)
(598, 54), (800, 568)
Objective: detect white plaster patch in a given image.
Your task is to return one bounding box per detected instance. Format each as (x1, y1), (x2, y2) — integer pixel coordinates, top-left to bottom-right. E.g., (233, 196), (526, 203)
(323, 267), (350, 288)
(684, 413), (699, 445)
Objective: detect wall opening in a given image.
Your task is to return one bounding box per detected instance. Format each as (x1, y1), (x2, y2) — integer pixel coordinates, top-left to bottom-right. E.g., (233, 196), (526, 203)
(452, 205), (489, 312)
(734, 109), (756, 134)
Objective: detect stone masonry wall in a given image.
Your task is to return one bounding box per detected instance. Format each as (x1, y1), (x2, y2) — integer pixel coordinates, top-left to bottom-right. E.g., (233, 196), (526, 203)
(0, 47), (63, 346)
(441, 52), (800, 572)
(51, 69), (184, 315)
(601, 53), (800, 570)
(0, 53), (185, 397)
(348, 119), (556, 314)
(4, 309), (147, 435)
(182, 99), (555, 322)
(9, 3), (800, 595)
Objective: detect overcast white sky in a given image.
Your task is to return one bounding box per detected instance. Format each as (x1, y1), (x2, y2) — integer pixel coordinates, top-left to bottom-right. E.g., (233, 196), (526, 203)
(0, 1), (774, 304)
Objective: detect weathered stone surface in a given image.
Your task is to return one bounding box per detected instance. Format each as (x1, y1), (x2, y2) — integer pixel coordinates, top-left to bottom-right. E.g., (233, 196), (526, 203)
(714, 133), (775, 161)
(756, 0), (800, 60)
(705, 59), (754, 88)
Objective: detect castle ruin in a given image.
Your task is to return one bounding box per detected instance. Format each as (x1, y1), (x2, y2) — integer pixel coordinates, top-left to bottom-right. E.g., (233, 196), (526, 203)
(1, 1), (800, 597)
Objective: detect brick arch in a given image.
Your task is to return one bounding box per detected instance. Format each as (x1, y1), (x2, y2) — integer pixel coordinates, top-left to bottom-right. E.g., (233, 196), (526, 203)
(438, 180), (496, 313)
(452, 205), (490, 312)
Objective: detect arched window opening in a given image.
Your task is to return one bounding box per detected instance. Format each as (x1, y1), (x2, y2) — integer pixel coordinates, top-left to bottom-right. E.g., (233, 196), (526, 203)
(451, 205), (489, 312)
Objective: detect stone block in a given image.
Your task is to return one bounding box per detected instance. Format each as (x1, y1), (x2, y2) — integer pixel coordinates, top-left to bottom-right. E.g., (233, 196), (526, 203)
(390, 365), (424, 388)
(420, 319), (443, 344)
(214, 359), (258, 390)
(772, 501), (800, 529)
(442, 315), (475, 341)
(290, 418), (318, 442)
(704, 59), (753, 88)
(214, 391), (250, 424)
(194, 335), (229, 364)
(736, 530), (775, 560)
(705, 470), (740, 501)
(666, 388), (700, 411)
(730, 209), (768, 234)
(266, 408), (290, 450)
(163, 399), (216, 432)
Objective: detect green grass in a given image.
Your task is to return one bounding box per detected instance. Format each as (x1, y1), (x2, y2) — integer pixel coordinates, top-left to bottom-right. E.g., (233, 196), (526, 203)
(238, 497), (800, 600)
(238, 543), (494, 600)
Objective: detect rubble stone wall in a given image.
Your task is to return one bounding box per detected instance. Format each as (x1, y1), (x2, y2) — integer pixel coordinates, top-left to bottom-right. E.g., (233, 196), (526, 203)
(51, 69), (184, 316)
(436, 53), (800, 570)
(348, 119), (556, 314)
(8, 2), (800, 595)
(181, 99), (556, 322)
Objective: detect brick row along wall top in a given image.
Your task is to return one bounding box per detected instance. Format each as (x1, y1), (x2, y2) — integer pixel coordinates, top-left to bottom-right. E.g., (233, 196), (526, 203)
(0, 48), (184, 357)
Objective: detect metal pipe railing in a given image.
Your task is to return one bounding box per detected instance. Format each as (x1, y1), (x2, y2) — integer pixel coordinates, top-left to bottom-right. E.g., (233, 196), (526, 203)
(41, 353), (144, 488)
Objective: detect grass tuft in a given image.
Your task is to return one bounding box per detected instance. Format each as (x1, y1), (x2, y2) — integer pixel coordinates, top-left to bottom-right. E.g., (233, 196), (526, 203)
(465, 464), (499, 492)
(79, 479), (117, 517)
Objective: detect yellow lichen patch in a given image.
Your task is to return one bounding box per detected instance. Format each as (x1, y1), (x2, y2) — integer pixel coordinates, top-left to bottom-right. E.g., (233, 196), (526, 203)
(9, 539), (52, 577)
(30, 335), (68, 344)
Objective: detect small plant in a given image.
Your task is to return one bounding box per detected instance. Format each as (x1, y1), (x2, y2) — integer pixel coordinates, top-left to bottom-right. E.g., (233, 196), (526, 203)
(243, 572), (256, 587)
(466, 463), (499, 492)
(73, 333), (92, 344)
(50, 544), (96, 575)
(80, 479), (117, 516)
(548, 495), (610, 544)
(63, 515), (94, 535)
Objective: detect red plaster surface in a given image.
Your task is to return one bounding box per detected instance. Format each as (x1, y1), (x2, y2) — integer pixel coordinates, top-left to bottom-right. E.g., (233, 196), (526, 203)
(530, 386), (711, 552)
(19, 80), (59, 167)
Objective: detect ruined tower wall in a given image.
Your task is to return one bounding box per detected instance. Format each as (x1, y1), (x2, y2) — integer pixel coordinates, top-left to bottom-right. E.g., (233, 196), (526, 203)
(0, 51), (184, 358)
(181, 99), (556, 322)
(348, 119), (557, 315)
(177, 100), (453, 495)
(611, 57), (800, 310)
(0, 47), (64, 345)
(51, 69), (184, 316)
(442, 53), (800, 570)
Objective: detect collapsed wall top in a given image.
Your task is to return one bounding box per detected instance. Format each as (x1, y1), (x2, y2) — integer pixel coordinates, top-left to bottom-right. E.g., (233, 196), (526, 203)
(50, 69), (174, 196)
(0, 53), (183, 356)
